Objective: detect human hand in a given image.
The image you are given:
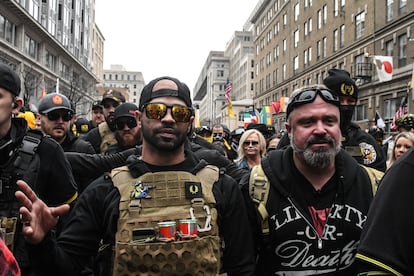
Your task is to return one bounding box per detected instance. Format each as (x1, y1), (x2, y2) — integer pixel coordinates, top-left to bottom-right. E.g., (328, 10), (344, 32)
(15, 180), (70, 244)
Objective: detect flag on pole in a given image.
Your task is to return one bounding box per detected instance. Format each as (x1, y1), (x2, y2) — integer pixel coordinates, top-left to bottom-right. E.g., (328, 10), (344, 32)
(243, 110), (259, 128)
(373, 56), (393, 82)
(280, 97), (290, 113)
(390, 95), (408, 130)
(259, 106), (273, 125)
(375, 111), (386, 129)
(225, 79), (235, 118)
(271, 101), (280, 114)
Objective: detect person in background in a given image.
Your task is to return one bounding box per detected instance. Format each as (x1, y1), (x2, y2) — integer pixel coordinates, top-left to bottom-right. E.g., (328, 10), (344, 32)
(0, 63), (78, 275)
(83, 90), (126, 153)
(211, 124), (238, 160)
(106, 103), (142, 154)
(266, 133), (281, 153)
(356, 147), (414, 275)
(395, 113), (414, 132)
(89, 100), (105, 128)
(15, 76), (255, 275)
(236, 129), (266, 170)
(242, 85), (374, 275)
(195, 125), (211, 139)
(38, 93), (95, 154)
(387, 131), (414, 169)
(323, 69), (387, 172)
(73, 117), (92, 138)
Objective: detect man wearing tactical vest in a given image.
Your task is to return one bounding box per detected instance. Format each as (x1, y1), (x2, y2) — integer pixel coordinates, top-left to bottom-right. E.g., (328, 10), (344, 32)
(16, 76), (256, 275)
(83, 89), (126, 154)
(0, 63), (78, 275)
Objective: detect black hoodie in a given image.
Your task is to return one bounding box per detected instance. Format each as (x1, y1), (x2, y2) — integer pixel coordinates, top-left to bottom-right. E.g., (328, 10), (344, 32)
(241, 147), (374, 275)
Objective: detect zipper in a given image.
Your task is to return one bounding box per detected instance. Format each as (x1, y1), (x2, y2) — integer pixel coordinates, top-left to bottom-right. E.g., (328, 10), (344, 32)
(287, 197), (324, 249)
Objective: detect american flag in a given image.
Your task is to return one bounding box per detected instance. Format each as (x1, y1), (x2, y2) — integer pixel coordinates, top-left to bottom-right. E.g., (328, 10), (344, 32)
(390, 95), (408, 130)
(225, 79), (232, 104)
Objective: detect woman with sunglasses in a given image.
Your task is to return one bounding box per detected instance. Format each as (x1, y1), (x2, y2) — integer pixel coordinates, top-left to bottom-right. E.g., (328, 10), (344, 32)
(235, 129), (266, 170)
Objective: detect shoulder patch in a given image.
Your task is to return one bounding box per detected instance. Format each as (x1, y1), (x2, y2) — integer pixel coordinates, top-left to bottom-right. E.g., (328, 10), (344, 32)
(359, 142), (377, 165)
(185, 181), (203, 199)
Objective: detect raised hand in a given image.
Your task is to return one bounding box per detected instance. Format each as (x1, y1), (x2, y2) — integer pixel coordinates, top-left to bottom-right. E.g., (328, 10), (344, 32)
(15, 180), (70, 244)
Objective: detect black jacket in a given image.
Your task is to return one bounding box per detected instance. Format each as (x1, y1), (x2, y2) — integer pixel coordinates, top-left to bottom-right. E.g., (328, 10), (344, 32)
(356, 148), (414, 275)
(29, 150), (255, 275)
(241, 147), (374, 275)
(61, 131), (95, 154)
(0, 118), (78, 272)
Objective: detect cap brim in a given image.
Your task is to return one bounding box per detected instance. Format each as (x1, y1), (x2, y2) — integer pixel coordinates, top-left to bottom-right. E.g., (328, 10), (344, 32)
(40, 106), (73, 114)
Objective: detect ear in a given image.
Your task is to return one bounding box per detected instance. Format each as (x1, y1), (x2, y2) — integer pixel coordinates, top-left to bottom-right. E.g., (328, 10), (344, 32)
(12, 98), (24, 114)
(187, 117), (195, 135)
(285, 122), (291, 135)
(136, 110), (142, 128)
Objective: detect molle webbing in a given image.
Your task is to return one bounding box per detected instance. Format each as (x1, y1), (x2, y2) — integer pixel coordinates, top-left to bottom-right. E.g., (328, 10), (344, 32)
(112, 165), (221, 275)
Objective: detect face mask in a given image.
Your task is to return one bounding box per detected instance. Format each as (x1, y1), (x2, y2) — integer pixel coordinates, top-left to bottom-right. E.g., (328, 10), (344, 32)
(339, 105), (355, 131)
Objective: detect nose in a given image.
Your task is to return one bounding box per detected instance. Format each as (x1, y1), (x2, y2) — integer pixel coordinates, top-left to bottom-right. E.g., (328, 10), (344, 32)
(160, 108), (175, 122)
(313, 120), (327, 135)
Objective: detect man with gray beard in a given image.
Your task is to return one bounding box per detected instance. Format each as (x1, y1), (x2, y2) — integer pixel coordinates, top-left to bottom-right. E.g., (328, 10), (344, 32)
(241, 85), (375, 275)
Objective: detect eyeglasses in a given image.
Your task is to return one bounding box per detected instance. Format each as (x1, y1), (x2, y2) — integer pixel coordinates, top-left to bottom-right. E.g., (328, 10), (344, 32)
(243, 140), (259, 147)
(115, 118), (137, 130)
(286, 88), (340, 118)
(142, 103), (193, 123)
(42, 110), (73, 122)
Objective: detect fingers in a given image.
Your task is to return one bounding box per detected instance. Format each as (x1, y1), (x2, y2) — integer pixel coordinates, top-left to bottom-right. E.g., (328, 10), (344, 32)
(51, 205), (71, 217)
(16, 180), (38, 203)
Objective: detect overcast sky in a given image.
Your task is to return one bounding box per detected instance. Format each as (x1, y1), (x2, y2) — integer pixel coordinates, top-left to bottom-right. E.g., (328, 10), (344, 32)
(95, 0), (259, 91)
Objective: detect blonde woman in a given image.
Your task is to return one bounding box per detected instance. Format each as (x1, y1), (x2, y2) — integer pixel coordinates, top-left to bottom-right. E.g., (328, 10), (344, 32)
(236, 129), (266, 170)
(387, 131), (414, 169)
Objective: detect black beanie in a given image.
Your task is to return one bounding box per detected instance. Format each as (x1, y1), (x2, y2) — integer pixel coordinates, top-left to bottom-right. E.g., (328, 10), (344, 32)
(323, 69), (358, 101)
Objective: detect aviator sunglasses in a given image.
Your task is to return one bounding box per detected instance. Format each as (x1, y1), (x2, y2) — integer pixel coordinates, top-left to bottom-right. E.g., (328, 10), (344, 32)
(286, 88), (340, 118)
(142, 103), (193, 123)
(115, 118), (137, 130)
(42, 110), (73, 122)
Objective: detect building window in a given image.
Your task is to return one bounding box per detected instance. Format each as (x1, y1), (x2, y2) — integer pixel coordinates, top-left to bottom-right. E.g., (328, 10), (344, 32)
(355, 12), (365, 39)
(317, 9), (322, 29)
(355, 104), (367, 121)
(24, 34), (39, 60)
(294, 30), (299, 48)
(323, 37), (327, 58)
(294, 3), (300, 21)
(317, 40), (321, 60)
(283, 39), (287, 53)
(293, 56), (299, 73)
(308, 18), (312, 33)
(387, 0), (394, 21)
(303, 49), (308, 66)
(282, 64), (287, 80)
(399, 0), (407, 15)
(283, 14), (287, 27)
(340, 25), (345, 48)
(45, 50), (56, 71)
(334, 0), (339, 17)
(386, 40), (393, 56)
(333, 29), (338, 51)
(217, 70), (224, 77)
(304, 21), (308, 37)
(308, 47), (312, 63)
(323, 5), (327, 25)
(398, 33), (407, 67)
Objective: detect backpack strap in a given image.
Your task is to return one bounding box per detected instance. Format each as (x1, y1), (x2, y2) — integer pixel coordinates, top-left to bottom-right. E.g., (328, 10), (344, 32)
(360, 165), (384, 195)
(249, 164), (270, 235)
(13, 130), (43, 185)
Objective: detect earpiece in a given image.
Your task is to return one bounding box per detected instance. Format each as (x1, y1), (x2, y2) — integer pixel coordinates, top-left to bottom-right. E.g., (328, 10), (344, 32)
(11, 102), (17, 108)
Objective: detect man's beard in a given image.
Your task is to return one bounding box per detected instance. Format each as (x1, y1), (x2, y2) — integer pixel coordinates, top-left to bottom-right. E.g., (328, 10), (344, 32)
(291, 133), (341, 169)
(141, 123), (186, 152)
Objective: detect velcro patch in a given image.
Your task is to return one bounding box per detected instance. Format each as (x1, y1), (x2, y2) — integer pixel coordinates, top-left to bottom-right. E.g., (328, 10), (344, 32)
(185, 182), (203, 199)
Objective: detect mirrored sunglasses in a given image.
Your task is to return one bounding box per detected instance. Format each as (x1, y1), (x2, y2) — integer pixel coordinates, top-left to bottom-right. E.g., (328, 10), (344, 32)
(143, 103), (193, 123)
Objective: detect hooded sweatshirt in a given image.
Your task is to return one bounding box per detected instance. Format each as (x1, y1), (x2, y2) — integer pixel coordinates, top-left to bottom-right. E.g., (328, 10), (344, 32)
(242, 147), (374, 275)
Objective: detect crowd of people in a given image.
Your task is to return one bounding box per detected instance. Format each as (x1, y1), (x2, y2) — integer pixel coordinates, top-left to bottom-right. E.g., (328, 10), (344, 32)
(1, 62), (413, 275)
